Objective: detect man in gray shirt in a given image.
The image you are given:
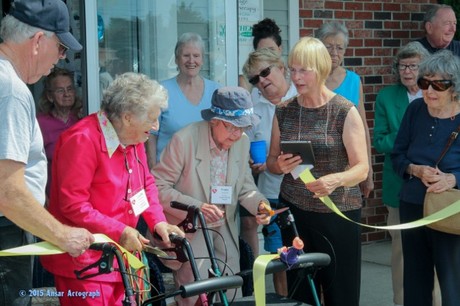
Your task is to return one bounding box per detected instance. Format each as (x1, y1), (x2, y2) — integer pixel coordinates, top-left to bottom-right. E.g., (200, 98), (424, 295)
(0, 1), (93, 304)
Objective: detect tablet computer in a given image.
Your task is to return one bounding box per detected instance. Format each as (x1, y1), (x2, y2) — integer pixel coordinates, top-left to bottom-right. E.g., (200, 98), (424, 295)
(280, 140), (315, 165)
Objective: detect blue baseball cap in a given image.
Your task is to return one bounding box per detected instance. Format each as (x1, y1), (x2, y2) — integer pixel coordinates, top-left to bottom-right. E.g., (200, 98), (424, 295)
(10, 0), (82, 51)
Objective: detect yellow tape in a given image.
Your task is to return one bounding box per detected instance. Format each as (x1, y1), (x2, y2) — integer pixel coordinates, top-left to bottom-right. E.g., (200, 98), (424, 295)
(0, 233), (144, 270)
(253, 254), (278, 306)
(299, 169), (460, 230)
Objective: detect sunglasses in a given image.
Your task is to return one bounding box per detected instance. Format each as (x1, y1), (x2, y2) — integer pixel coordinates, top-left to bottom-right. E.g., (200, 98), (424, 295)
(417, 78), (453, 92)
(248, 65), (274, 85)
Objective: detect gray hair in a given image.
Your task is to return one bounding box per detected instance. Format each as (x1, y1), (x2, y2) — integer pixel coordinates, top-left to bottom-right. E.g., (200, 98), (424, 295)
(101, 72), (168, 121)
(418, 50), (460, 101)
(423, 4), (454, 25)
(315, 21), (349, 48)
(393, 41), (430, 82)
(174, 32), (205, 59)
(242, 48), (285, 79)
(0, 15), (53, 43)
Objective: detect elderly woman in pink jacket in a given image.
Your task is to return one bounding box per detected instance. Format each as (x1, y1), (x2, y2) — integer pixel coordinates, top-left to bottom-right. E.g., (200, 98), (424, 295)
(41, 73), (183, 306)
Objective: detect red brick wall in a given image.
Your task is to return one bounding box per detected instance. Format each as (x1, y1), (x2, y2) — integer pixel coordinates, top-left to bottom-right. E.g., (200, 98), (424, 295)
(298, 0), (438, 242)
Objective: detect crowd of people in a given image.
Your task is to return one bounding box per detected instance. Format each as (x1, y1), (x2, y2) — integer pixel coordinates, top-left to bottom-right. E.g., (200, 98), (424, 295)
(0, 0), (460, 305)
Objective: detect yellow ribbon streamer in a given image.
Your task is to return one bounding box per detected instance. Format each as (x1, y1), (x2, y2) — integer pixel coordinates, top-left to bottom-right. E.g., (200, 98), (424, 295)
(253, 254), (278, 306)
(0, 233), (144, 270)
(299, 169), (460, 230)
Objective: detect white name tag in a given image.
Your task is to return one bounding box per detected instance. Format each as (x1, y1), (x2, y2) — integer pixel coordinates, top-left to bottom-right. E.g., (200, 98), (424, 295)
(210, 185), (232, 205)
(130, 189), (149, 216)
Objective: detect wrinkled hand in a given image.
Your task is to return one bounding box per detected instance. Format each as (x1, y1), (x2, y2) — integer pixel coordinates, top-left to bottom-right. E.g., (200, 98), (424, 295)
(119, 226), (149, 253)
(60, 226), (94, 257)
(250, 160), (267, 174)
(256, 202), (272, 225)
(153, 221), (184, 247)
(201, 203), (225, 224)
(305, 173), (341, 198)
(425, 168), (456, 193)
(277, 153), (302, 174)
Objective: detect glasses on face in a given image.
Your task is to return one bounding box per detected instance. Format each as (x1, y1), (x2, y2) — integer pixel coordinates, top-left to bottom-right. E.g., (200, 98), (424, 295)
(397, 64), (419, 71)
(248, 65), (274, 85)
(221, 121), (244, 135)
(417, 78), (453, 92)
(325, 45), (345, 53)
(50, 86), (75, 95)
(58, 42), (69, 57)
(51, 35), (69, 57)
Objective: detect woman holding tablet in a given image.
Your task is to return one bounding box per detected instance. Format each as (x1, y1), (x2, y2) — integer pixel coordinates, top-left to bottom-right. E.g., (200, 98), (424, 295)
(266, 37), (368, 306)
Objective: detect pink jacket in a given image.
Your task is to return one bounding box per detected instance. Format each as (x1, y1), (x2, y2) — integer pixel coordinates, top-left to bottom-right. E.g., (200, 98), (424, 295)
(41, 113), (166, 281)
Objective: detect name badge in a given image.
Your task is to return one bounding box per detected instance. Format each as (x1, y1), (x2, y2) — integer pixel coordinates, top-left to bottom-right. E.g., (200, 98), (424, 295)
(210, 186), (232, 205)
(130, 189), (149, 216)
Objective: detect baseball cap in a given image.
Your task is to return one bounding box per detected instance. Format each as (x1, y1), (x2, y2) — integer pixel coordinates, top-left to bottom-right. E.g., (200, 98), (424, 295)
(10, 0), (82, 51)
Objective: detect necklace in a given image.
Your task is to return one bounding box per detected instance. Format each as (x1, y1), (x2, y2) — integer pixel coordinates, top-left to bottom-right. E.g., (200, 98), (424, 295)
(298, 100), (302, 140)
(451, 103), (457, 121)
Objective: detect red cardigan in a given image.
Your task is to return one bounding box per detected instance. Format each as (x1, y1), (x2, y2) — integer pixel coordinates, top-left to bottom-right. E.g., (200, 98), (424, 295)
(41, 113), (166, 281)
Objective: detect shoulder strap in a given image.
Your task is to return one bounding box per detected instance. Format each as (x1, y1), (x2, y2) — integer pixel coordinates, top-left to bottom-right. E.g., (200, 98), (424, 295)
(436, 124), (460, 166)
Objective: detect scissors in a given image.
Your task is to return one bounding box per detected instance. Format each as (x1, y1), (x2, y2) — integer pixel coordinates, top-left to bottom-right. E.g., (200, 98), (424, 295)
(258, 206), (289, 217)
(143, 244), (176, 260)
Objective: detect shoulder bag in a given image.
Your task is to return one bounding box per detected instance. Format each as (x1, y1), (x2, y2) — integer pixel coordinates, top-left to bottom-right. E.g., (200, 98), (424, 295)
(423, 124), (460, 234)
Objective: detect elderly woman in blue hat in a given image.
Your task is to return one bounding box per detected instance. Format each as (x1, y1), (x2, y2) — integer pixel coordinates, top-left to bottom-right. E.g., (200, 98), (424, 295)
(153, 86), (271, 306)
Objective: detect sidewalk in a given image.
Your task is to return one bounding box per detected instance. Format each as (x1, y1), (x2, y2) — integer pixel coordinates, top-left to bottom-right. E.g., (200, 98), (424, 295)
(361, 241), (393, 306)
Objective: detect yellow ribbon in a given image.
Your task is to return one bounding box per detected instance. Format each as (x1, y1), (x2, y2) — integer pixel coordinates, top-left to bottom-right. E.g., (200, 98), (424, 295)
(253, 254), (278, 306)
(299, 169), (460, 230)
(0, 233), (144, 270)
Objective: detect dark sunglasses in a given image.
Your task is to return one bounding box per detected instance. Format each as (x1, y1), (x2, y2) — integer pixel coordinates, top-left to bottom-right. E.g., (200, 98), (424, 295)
(248, 65), (273, 85)
(417, 78), (453, 92)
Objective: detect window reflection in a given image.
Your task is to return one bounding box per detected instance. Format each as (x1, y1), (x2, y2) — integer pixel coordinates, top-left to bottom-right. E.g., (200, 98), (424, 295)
(96, 0), (227, 89)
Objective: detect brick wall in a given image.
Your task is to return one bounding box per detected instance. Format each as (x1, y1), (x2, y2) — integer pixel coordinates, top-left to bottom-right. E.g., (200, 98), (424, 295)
(298, 0), (438, 242)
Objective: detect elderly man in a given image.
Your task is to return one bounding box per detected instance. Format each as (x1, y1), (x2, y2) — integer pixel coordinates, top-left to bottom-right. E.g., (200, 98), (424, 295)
(0, 1), (93, 304)
(153, 87), (271, 306)
(417, 4), (460, 56)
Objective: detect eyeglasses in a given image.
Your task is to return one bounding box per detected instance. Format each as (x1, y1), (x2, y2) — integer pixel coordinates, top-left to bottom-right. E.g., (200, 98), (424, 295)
(417, 78), (453, 92)
(397, 64), (419, 71)
(221, 121), (244, 135)
(50, 86), (75, 95)
(58, 42), (69, 57)
(325, 45), (345, 53)
(51, 35), (69, 57)
(248, 65), (274, 85)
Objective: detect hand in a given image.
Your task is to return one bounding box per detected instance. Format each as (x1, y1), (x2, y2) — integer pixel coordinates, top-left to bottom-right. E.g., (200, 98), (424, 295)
(426, 169), (456, 193)
(250, 160), (266, 174)
(359, 173), (374, 198)
(411, 164), (438, 185)
(59, 226), (94, 258)
(201, 203), (225, 224)
(153, 222), (184, 247)
(305, 173), (341, 198)
(277, 153), (302, 174)
(256, 201), (271, 225)
(119, 226), (149, 253)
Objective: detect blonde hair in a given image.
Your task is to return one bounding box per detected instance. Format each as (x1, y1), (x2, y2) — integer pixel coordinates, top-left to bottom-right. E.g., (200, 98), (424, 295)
(242, 48), (285, 80)
(288, 37), (331, 86)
